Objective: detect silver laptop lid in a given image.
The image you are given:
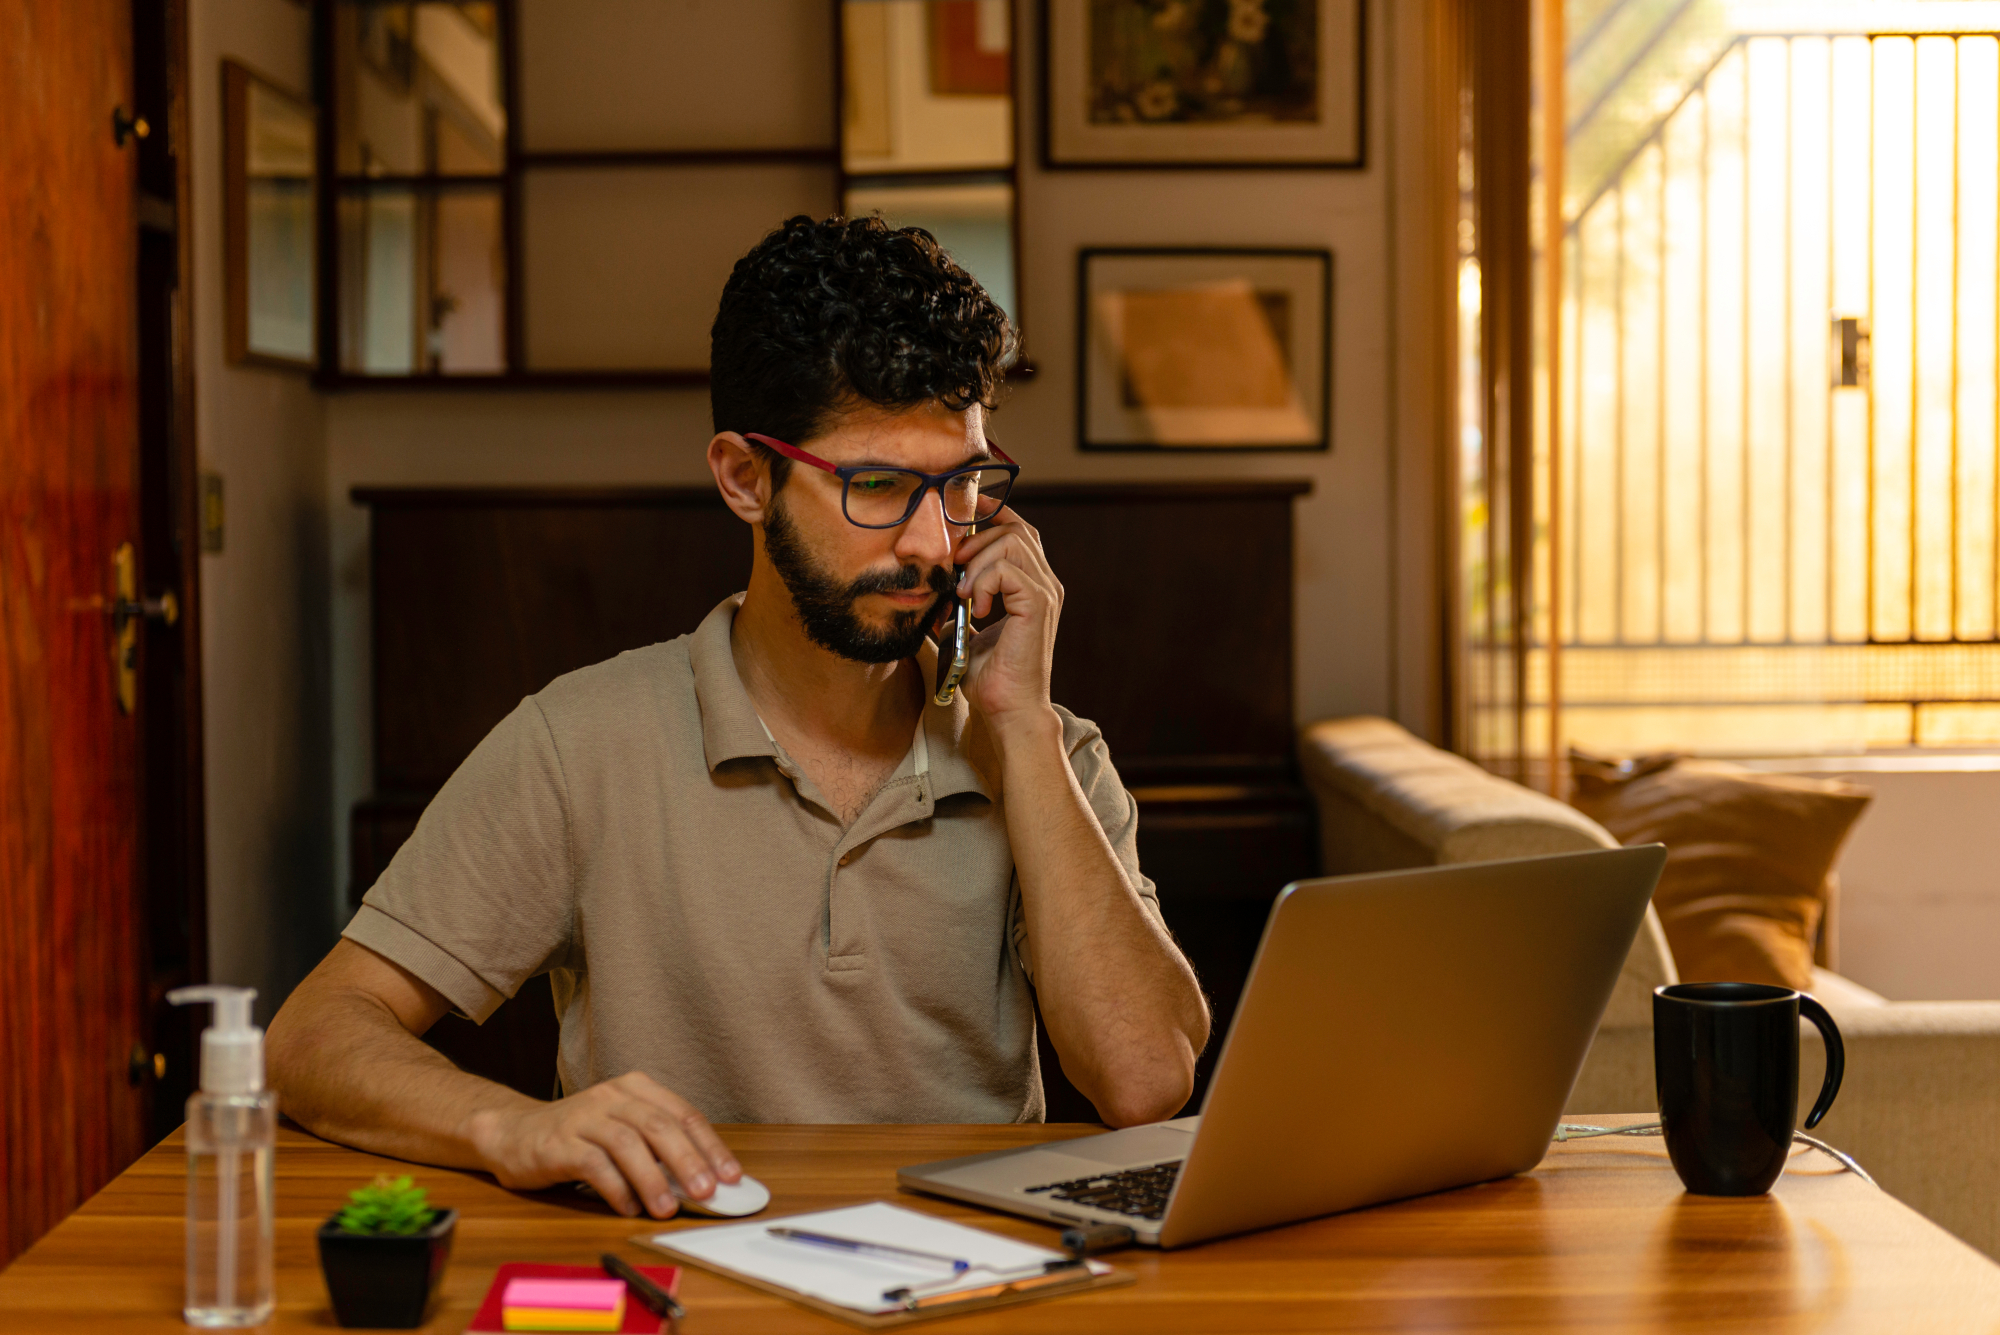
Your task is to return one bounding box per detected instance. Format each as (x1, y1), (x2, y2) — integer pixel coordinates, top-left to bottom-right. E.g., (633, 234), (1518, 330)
(1158, 844), (1665, 1247)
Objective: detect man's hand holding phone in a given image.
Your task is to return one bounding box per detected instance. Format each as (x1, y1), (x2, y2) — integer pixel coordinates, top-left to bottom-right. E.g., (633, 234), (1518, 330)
(947, 505), (1063, 742)
(933, 576), (971, 705)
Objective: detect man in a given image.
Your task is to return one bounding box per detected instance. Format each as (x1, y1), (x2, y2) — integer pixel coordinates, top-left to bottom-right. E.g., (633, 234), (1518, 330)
(267, 216), (1208, 1220)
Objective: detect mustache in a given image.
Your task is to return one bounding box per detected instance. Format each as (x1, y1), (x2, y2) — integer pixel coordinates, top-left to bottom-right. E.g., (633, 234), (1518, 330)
(844, 562), (955, 600)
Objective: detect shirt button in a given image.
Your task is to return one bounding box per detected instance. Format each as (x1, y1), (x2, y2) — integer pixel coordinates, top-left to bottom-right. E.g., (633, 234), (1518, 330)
(837, 853), (852, 866)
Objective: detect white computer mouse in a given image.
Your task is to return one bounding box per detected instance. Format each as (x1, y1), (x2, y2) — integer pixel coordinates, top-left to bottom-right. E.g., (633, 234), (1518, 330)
(669, 1172), (770, 1218)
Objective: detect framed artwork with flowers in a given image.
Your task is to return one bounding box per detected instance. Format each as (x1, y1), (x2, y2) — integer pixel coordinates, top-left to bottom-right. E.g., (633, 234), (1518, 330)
(1042, 0), (1362, 167)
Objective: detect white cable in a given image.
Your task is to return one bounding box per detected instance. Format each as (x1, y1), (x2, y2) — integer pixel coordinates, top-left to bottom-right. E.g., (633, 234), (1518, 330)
(1791, 1130), (1877, 1187)
(1553, 1122), (1877, 1187)
(1554, 1121), (1661, 1140)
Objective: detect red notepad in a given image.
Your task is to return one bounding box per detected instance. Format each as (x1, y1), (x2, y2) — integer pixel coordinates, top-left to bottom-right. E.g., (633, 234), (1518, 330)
(468, 1262), (682, 1334)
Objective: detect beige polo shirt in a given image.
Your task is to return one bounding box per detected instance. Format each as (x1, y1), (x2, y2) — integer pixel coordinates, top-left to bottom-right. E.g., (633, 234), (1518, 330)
(345, 595), (1159, 1123)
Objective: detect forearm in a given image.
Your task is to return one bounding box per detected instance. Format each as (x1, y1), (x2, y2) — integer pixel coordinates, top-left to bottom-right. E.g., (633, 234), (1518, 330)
(267, 980), (538, 1170)
(270, 939), (741, 1217)
(996, 709), (1209, 1126)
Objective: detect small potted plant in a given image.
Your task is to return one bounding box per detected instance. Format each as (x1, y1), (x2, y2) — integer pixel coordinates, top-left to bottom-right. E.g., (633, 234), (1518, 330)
(317, 1174), (457, 1328)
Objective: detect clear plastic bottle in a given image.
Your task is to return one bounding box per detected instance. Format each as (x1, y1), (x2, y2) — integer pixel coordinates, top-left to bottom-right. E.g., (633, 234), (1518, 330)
(170, 986), (277, 1328)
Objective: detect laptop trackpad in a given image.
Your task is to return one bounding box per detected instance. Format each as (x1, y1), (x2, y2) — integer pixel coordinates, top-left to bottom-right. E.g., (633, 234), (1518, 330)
(1049, 1122), (1197, 1166)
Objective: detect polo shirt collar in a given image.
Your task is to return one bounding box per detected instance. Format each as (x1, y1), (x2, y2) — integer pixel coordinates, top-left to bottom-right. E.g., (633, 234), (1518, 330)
(689, 595), (779, 771)
(688, 593), (992, 802)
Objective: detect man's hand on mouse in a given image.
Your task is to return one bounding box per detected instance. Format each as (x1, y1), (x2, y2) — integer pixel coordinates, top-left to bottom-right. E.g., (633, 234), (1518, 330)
(951, 505), (1061, 738)
(464, 1071), (741, 1218)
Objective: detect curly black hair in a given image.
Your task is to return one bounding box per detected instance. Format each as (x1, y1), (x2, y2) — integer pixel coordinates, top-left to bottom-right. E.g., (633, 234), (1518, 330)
(710, 215), (1017, 490)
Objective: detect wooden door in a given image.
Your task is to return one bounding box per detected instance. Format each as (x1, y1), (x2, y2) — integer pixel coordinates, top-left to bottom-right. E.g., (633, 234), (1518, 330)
(0, 0), (151, 1264)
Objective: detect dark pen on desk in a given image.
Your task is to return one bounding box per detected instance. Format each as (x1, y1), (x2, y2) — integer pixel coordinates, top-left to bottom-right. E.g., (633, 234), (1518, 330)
(601, 1251), (686, 1323)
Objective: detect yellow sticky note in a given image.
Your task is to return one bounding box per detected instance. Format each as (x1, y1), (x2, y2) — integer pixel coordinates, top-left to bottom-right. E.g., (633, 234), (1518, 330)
(501, 1297), (624, 1332)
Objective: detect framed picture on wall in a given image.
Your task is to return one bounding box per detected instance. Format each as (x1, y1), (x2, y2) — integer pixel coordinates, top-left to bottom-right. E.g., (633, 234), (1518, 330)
(222, 60), (317, 369)
(1043, 0), (1363, 168)
(1078, 247), (1331, 451)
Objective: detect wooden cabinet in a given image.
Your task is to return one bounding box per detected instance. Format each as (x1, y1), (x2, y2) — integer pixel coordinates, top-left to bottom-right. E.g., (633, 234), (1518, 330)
(352, 481), (1316, 1117)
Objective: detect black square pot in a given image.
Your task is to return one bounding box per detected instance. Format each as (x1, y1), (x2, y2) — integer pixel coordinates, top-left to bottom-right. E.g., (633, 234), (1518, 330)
(316, 1208), (456, 1328)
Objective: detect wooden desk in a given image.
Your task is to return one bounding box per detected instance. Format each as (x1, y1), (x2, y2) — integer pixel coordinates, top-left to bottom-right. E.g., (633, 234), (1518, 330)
(4, 1118), (1998, 1332)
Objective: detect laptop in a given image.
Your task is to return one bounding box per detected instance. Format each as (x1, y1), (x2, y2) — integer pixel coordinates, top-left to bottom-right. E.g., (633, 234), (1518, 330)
(898, 844), (1667, 1248)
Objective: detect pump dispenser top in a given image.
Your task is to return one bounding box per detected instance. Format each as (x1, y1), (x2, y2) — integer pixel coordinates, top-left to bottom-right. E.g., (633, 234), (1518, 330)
(168, 986), (263, 1096)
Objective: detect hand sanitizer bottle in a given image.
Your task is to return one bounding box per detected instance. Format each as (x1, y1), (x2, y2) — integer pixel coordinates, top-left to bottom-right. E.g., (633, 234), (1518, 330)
(169, 986), (276, 1328)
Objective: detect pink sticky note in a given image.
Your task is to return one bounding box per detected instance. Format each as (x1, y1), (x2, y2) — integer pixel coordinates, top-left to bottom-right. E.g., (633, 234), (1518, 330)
(501, 1278), (626, 1312)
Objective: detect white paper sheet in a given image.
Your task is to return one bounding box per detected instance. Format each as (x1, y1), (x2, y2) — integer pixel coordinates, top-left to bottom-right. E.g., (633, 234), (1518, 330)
(647, 1201), (1080, 1314)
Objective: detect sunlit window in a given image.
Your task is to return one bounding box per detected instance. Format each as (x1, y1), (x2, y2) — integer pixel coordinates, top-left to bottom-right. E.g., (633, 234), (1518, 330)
(1478, 8), (2000, 759)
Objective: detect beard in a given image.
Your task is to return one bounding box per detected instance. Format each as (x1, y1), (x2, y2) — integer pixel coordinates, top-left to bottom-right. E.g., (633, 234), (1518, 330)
(762, 497), (953, 664)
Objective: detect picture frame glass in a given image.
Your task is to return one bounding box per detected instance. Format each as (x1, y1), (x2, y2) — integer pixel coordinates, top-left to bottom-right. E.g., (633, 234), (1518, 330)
(1081, 250), (1329, 449)
(247, 82), (317, 362)
(843, 0), (1014, 174)
(844, 179), (1018, 321)
(329, 2), (510, 376)
(1088, 0), (1318, 126)
(225, 65), (318, 367)
(841, 0), (1023, 329)
(1046, 0), (1361, 167)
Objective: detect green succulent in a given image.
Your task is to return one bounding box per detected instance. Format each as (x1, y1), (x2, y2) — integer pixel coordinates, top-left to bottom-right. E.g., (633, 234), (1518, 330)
(335, 1174), (438, 1236)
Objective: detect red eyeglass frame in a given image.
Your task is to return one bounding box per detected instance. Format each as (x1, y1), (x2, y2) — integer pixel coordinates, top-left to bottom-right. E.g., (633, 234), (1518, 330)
(742, 432), (1020, 530)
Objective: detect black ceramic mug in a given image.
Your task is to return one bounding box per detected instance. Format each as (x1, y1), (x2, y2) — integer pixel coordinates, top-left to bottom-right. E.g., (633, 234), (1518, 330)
(1653, 982), (1845, 1196)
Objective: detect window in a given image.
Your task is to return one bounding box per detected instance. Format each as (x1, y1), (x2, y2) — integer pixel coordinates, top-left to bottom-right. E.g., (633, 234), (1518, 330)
(1460, 4), (2000, 774)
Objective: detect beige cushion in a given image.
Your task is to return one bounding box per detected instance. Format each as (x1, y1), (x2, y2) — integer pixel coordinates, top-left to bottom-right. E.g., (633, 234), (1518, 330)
(1301, 718), (1616, 865)
(1299, 717), (1675, 1030)
(1809, 965), (1888, 1011)
(1571, 751), (1870, 991)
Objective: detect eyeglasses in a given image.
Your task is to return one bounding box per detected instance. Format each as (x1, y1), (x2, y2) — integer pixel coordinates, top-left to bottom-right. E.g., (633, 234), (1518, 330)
(744, 433), (1020, 530)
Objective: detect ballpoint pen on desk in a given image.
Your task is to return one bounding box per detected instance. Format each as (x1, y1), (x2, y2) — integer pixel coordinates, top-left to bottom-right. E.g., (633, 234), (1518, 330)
(761, 1226), (1087, 1307)
(764, 1226), (974, 1272)
(600, 1252), (686, 1324)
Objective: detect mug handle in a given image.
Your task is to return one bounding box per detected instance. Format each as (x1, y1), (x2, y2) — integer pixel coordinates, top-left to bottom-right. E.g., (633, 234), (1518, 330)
(1798, 992), (1845, 1130)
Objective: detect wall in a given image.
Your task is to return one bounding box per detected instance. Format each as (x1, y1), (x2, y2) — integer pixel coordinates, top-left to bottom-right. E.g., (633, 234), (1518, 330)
(190, 0), (333, 1022)
(1750, 759), (2000, 1001)
(192, 2), (2000, 1014)
(325, 3), (1443, 912)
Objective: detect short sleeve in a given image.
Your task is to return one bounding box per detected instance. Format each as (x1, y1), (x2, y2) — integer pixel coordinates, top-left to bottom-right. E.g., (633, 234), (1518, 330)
(343, 697), (576, 1023)
(1007, 710), (1164, 976)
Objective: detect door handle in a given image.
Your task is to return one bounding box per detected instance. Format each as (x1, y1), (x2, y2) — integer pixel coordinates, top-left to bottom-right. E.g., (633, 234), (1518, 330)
(128, 1043), (166, 1087)
(1832, 315), (1871, 389)
(103, 543), (178, 714)
(63, 545), (179, 713)
(111, 590), (179, 631)
(112, 106), (150, 148)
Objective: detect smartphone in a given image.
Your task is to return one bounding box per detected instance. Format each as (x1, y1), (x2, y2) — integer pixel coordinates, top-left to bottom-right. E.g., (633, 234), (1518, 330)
(934, 569), (970, 706)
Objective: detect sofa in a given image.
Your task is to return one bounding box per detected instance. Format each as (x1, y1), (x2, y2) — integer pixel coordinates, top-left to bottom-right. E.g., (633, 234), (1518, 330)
(1299, 715), (2000, 1259)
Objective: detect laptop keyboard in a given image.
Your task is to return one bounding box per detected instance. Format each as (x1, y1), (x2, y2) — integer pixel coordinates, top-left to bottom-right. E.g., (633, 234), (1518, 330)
(1024, 1160), (1183, 1220)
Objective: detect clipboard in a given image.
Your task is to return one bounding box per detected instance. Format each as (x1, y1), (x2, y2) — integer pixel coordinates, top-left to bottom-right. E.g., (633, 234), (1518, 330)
(629, 1225), (1133, 1328)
